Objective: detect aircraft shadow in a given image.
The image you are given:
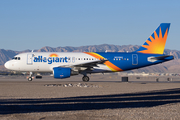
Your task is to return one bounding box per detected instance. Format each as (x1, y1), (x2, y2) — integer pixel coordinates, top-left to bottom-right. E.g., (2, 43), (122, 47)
(0, 88), (180, 114)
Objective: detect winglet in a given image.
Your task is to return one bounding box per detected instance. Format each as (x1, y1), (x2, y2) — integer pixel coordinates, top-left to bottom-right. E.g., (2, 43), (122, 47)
(136, 23), (170, 54)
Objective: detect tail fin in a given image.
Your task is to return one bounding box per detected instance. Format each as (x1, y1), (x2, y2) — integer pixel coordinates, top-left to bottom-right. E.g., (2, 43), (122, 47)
(136, 23), (170, 54)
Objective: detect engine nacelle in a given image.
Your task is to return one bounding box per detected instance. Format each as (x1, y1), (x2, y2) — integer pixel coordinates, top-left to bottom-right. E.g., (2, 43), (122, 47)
(53, 67), (71, 79)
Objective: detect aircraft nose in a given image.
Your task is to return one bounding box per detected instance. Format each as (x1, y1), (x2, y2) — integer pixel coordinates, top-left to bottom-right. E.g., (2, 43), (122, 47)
(4, 61), (10, 69)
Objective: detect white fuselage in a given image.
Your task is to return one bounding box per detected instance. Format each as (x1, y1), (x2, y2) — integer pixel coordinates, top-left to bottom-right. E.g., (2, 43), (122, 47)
(4, 52), (111, 73)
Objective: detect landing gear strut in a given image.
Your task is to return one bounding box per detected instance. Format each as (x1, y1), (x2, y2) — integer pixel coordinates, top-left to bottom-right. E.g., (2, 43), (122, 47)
(82, 76), (89, 82)
(27, 72), (33, 81)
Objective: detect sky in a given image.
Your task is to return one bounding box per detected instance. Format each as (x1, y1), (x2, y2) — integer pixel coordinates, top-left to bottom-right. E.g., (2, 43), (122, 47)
(0, 0), (180, 51)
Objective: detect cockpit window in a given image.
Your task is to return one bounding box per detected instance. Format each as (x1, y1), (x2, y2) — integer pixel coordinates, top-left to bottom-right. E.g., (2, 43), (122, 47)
(12, 57), (21, 60)
(12, 57), (17, 60)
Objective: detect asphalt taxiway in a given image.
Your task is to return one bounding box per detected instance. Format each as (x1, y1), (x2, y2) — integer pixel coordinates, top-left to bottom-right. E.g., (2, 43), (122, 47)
(0, 75), (180, 120)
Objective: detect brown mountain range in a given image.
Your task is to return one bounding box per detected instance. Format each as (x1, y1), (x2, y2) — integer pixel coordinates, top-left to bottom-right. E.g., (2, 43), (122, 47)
(0, 44), (180, 73)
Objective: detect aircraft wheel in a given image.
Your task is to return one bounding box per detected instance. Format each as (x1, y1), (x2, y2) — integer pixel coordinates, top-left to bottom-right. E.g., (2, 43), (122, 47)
(28, 77), (33, 81)
(82, 76), (89, 82)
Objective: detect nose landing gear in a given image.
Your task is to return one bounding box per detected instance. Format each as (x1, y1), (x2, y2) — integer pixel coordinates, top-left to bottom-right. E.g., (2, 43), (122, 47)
(27, 72), (33, 81)
(28, 77), (33, 81)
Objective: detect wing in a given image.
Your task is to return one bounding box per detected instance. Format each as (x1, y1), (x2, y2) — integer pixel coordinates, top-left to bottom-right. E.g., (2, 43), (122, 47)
(59, 59), (107, 68)
(53, 59), (108, 73)
(73, 59), (107, 67)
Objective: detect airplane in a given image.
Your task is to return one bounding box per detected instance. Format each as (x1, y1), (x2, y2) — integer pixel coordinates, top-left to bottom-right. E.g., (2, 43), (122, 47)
(4, 23), (174, 82)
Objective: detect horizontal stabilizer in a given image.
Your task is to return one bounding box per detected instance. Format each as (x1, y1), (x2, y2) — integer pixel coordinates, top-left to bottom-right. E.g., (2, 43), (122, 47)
(148, 55), (174, 62)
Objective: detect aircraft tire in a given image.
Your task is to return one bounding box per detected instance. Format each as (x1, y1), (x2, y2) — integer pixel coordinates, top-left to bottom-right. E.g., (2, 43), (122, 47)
(28, 77), (33, 81)
(82, 76), (89, 82)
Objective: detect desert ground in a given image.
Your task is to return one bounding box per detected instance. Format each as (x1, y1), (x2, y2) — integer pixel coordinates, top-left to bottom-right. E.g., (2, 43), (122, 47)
(0, 74), (180, 120)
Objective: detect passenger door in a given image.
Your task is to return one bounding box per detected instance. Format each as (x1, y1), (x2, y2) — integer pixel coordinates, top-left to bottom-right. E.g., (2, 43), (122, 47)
(27, 54), (33, 65)
(132, 54), (138, 65)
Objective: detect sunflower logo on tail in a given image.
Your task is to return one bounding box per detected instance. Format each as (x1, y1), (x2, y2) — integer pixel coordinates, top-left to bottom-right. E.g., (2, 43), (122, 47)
(136, 23), (170, 54)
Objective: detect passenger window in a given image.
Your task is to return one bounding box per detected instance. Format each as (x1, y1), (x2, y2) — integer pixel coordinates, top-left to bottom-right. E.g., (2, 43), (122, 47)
(18, 57), (20, 60)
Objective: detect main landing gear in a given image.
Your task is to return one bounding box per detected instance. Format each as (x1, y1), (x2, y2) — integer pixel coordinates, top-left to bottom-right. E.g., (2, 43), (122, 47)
(82, 76), (89, 82)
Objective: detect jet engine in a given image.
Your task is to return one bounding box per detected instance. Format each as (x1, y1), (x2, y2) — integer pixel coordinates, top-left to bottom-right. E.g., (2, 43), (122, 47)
(53, 67), (79, 79)
(53, 67), (71, 79)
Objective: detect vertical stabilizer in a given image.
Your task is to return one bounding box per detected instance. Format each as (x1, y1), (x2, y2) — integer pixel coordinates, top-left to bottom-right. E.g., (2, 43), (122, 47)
(136, 23), (170, 54)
